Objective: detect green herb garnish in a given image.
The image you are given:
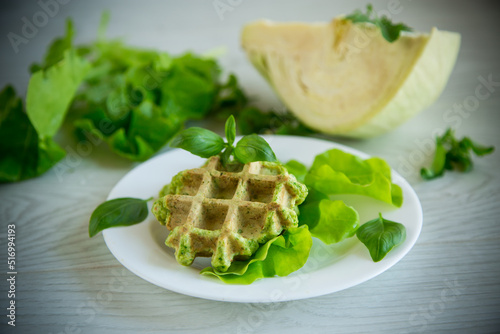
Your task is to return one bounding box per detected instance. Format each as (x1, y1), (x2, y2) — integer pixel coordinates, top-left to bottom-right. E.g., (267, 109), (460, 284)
(345, 4), (412, 43)
(89, 197), (152, 237)
(356, 213), (406, 262)
(170, 115), (277, 165)
(420, 128), (494, 180)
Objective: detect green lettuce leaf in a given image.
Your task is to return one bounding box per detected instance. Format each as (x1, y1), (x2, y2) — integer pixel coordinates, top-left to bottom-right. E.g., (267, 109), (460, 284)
(305, 149), (403, 207)
(0, 85), (65, 182)
(284, 160), (308, 183)
(299, 188), (359, 244)
(30, 19), (75, 73)
(200, 226), (312, 284)
(26, 49), (90, 138)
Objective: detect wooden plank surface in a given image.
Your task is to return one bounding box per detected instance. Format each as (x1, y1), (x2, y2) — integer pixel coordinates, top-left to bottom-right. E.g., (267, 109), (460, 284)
(1, 1), (499, 333)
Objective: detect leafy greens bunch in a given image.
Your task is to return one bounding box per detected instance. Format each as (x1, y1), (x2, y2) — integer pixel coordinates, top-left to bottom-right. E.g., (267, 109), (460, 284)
(0, 14), (251, 182)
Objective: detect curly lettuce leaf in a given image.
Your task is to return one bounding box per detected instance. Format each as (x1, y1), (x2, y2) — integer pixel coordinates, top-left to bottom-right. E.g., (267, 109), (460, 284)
(299, 188), (359, 244)
(200, 226), (312, 284)
(305, 149), (402, 207)
(74, 101), (182, 161)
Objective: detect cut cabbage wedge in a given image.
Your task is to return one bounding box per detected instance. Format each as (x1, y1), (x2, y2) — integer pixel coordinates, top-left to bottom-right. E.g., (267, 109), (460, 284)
(241, 18), (460, 138)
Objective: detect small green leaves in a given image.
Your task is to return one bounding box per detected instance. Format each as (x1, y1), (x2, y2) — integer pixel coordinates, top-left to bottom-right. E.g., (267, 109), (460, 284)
(170, 127), (225, 158)
(234, 134), (278, 163)
(345, 4), (412, 43)
(89, 197), (151, 237)
(225, 115), (236, 146)
(356, 213), (406, 262)
(421, 128), (495, 180)
(171, 116), (278, 164)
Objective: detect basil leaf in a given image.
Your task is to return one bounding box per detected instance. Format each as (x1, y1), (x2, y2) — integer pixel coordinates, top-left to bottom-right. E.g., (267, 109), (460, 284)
(356, 213), (406, 262)
(234, 134), (277, 163)
(170, 127), (224, 158)
(89, 197), (150, 237)
(225, 114), (236, 146)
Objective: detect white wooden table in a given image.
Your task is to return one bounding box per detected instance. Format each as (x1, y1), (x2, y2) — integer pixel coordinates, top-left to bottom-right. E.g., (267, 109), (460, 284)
(1, 1), (499, 333)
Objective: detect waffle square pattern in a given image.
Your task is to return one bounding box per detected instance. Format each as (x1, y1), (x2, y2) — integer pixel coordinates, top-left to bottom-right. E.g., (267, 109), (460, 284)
(152, 156), (308, 272)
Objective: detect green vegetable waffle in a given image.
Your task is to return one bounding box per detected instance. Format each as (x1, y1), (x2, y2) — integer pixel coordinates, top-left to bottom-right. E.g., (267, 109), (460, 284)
(152, 155), (308, 272)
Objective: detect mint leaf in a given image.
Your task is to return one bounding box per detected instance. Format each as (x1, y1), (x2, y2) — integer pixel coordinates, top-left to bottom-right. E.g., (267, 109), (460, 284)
(356, 213), (406, 262)
(89, 197), (150, 237)
(170, 127), (225, 158)
(234, 134), (277, 163)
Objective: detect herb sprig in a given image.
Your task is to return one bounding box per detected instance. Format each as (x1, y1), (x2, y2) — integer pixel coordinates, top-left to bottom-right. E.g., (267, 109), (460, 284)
(421, 128), (494, 180)
(170, 115), (278, 166)
(345, 4), (412, 43)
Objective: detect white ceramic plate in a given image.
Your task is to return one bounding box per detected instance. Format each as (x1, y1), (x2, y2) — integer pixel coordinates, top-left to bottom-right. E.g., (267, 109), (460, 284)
(103, 135), (422, 303)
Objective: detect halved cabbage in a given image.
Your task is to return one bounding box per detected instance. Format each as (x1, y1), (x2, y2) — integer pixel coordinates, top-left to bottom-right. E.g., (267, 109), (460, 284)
(241, 18), (460, 137)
